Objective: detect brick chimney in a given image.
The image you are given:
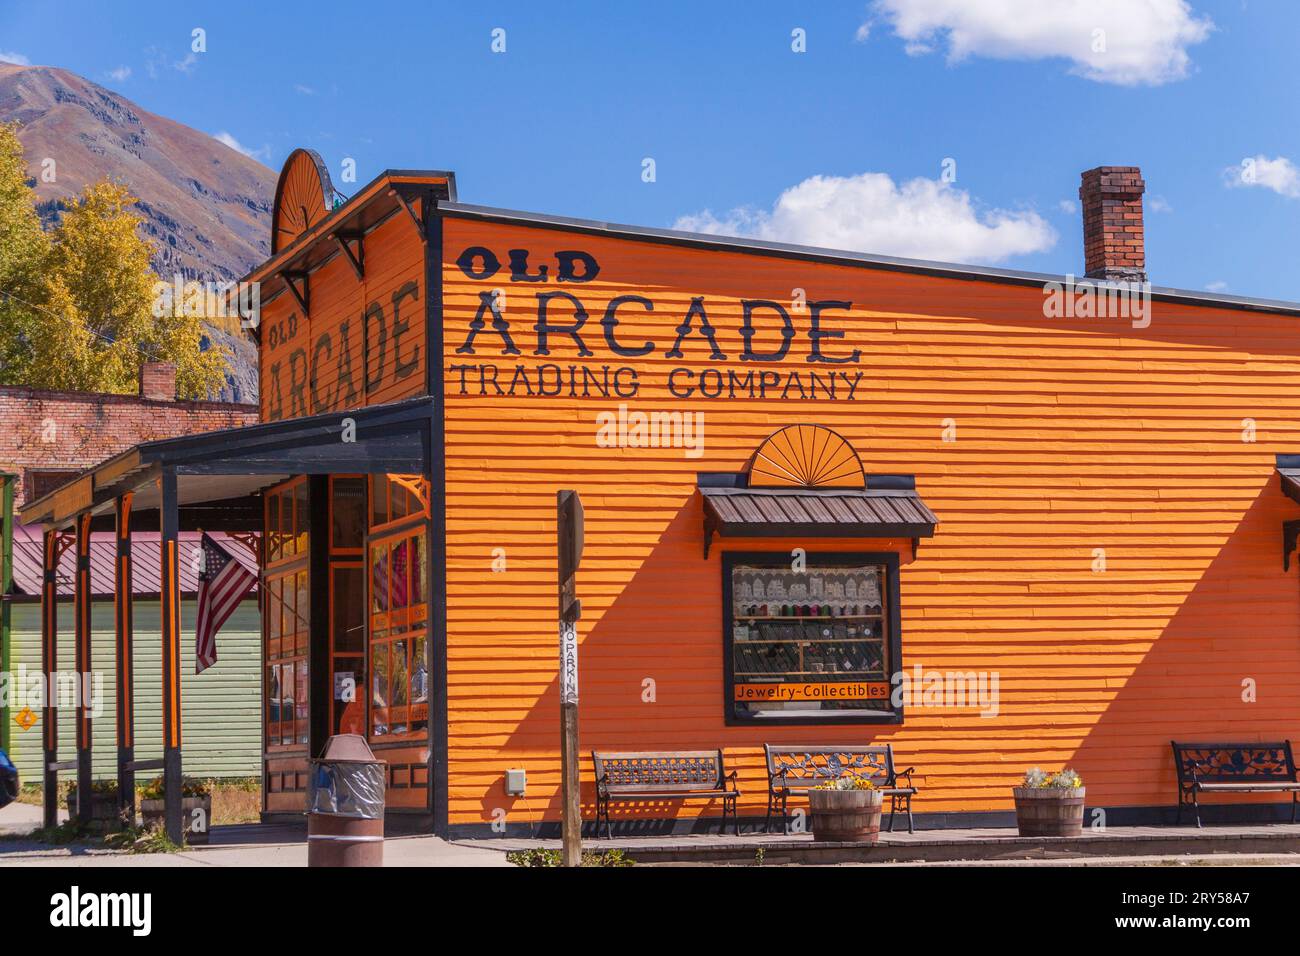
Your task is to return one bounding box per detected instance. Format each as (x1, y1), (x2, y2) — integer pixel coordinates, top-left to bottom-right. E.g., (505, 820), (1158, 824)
(1079, 166), (1146, 281)
(139, 362), (177, 401)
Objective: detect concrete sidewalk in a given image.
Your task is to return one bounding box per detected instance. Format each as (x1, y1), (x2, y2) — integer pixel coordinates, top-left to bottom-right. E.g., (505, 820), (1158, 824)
(0, 805), (510, 867)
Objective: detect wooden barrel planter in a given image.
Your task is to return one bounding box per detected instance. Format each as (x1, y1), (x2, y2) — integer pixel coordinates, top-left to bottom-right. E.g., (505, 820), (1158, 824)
(65, 789), (125, 834)
(808, 788), (883, 843)
(140, 795), (213, 845)
(1012, 787), (1085, 837)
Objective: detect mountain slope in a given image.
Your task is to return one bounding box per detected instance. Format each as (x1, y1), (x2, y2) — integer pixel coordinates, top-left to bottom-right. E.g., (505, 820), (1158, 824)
(0, 63), (270, 401)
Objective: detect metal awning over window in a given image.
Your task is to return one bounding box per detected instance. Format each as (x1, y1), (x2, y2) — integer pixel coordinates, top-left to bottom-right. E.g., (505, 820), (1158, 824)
(1277, 454), (1300, 570)
(700, 478), (938, 557)
(699, 424), (940, 558)
(1278, 455), (1300, 506)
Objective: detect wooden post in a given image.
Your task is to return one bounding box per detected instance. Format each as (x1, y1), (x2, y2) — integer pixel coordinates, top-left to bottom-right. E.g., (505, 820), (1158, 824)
(159, 471), (183, 844)
(115, 493), (135, 825)
(1, 474), (13, 757)
(556, 490), (584, 866)
(73, 512), (92, 826)
(40, 528), (59, 829)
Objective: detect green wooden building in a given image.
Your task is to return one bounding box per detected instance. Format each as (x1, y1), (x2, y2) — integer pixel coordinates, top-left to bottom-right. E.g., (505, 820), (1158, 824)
(3, 523), (260, 783)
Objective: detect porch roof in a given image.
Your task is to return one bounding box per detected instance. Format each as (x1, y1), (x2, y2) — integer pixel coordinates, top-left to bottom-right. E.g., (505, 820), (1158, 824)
(8, 525), (258, 598)
(18, 396), (437, 531)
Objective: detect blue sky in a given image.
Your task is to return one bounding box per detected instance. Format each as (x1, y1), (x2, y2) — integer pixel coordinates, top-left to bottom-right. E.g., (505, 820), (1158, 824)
(2, 1), (1298, 299)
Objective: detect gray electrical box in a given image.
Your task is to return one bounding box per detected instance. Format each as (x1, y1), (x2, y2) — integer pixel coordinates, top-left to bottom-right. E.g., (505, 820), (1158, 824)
(504, 768), (527, 796)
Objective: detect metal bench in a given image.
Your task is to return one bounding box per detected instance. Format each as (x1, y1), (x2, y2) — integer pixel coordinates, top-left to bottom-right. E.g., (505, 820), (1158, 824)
(592, 749), (740, 837)
(764, 744), (917, 834)
(1172, 740), (1300, 827)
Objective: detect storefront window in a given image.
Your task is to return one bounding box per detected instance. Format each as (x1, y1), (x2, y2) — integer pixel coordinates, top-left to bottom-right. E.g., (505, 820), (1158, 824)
(264, 478), (310, 748)
(369, 474), (429, 531)
(368, 524), (429, 740)
(725, 553), (901, 724)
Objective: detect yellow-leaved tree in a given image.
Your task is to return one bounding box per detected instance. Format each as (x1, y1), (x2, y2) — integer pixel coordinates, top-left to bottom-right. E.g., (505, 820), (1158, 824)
(0, 122), (229, 398)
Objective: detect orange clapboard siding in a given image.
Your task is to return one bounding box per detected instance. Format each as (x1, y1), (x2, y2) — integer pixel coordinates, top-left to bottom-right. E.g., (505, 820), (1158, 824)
(439, 215), (1300, 826)
(260, 207), (427, 421)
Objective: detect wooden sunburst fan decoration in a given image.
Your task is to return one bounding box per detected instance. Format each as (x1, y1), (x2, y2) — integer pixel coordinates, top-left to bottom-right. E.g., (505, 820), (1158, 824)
(747, 424), (864, 488)
(271, 148), (335, 254)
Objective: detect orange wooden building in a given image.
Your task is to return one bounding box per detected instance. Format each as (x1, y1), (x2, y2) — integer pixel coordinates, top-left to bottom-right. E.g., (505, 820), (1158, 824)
(22, 154), (1300, 839)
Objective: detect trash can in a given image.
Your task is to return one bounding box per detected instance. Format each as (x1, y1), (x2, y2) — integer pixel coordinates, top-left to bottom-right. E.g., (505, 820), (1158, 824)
(307, 734), (386, 867)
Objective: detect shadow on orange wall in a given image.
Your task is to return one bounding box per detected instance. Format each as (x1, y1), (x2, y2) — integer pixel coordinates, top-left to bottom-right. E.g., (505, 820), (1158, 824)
(1066, 480), (1300, 824)
(486, 492), (915, 834)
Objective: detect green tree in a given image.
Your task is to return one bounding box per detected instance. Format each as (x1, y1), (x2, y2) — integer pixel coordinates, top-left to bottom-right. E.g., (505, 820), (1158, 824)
(0, 124), (229, 398)
(0, 121), (57, 380)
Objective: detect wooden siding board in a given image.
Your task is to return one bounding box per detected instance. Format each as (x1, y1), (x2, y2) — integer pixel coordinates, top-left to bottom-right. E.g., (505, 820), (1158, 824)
(9, 601), (261, 780)
(436, 215), (1300, 827)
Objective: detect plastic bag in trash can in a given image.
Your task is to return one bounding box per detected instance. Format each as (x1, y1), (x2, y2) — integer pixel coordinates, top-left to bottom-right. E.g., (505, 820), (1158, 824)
(307, 734), (386, 818)
(307, 760), (385, 818)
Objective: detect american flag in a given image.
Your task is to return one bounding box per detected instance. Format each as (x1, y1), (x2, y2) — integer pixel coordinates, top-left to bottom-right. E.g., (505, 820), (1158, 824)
(195, 534), (256, 674)
(372, 541), (410, 609)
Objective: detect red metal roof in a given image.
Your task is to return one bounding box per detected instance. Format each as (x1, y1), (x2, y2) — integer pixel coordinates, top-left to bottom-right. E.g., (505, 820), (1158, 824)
(9, 524), (259, 599)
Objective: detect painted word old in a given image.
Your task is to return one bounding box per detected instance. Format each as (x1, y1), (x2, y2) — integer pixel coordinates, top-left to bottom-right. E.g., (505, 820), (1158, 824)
(453, 246), (864, 365)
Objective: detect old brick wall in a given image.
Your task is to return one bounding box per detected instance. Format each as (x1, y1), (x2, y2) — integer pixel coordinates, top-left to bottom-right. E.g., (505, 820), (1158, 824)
(0, 386), (257, 504)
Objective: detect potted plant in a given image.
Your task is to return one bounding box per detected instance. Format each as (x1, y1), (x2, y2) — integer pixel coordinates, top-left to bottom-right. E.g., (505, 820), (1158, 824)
(807, 776), (883, 844)
(139, 777), (213, 845)
(1013, 768), (1085, 837)
(65, 779), (126, 833)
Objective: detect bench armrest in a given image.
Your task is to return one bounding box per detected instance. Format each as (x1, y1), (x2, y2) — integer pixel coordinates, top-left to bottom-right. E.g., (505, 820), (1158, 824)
(895, 767), (915, 787)
(595, 772), (610, 796)
(725, 769), (739, 791)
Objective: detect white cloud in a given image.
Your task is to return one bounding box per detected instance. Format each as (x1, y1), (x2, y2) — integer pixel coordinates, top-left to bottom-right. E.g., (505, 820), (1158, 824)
(1057, 199), (1078, 215)
(866, 0), (1213, 86)
(294, 83), (316, 95)
(173, 52), (198, 75)
(1204, 280), (1228, 292)
(106, 65), (131, 82)
(1223, 155), (1300, 199)
(673, 171), (1056, 265)
(1147, 194), (1172, 213)
(213, 131), (270, 162)
(0, 51), (30, 65)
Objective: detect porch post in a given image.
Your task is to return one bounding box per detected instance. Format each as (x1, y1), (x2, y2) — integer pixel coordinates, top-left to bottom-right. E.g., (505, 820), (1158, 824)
(73, 512), (92, 826)
(40, 528), (59, 829)
(115, 493), (135, 824)
(0, 474), (13, 757)
(159, 470), (183, 843)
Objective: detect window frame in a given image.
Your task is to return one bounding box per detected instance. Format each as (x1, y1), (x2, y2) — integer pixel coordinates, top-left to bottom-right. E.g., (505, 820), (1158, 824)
(263, 477), (311, 751)
(721, 550), (904, 727)
(365, 521), (429, 744)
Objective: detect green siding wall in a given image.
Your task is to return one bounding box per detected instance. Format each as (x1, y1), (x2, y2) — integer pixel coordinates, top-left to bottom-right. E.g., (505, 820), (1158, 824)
(7, 599), (261, 782)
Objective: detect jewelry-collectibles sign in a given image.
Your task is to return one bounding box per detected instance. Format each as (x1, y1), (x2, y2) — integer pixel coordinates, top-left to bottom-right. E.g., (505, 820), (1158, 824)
(446, 243), (869, 403)
(734, 682), (892, 702)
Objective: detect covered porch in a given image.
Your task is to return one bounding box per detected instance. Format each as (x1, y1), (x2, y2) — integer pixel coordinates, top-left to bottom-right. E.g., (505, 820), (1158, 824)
(18, 396), (439, 843)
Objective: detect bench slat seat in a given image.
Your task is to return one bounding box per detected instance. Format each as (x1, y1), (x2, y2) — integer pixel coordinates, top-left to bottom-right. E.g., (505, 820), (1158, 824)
(764, 744), (918, 834)
(778, 785), (917, 798)
(592, 749), (739, 836)
(1171, 740), (1299, 827)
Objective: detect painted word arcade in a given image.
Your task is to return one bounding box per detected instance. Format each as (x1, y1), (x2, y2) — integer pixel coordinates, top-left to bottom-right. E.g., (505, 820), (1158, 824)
(22, 153), (1300, 839)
